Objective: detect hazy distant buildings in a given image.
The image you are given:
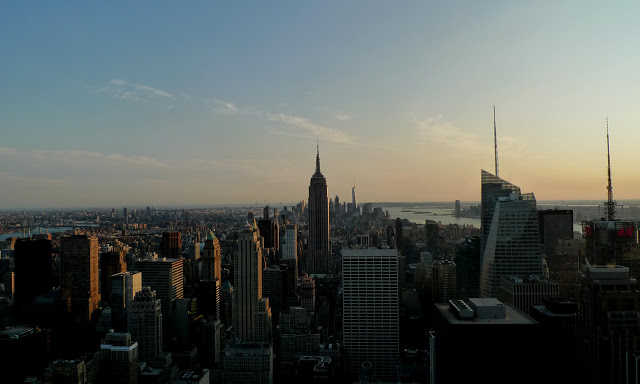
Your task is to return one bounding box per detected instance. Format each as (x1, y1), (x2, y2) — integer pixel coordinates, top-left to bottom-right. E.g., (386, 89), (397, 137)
(342, 247), (399, 382)
(307, 146), (331, 274)
(479, 170), (544, 298)
(60, 234), (101, 323)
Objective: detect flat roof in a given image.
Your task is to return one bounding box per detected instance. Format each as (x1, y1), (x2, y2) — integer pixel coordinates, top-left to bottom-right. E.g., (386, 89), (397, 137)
(436, 302), (536, 325)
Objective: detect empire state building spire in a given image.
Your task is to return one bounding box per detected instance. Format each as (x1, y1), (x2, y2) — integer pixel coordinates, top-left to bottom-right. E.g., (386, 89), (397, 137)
(315, 140), (322, 175)
(308, 141), (331, 274)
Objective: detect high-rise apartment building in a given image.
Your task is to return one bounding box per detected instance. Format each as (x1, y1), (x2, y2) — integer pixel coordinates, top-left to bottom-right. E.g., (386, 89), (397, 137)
(202, 231), (221, 282)
(130, 287), (163, 362)
(233, 227), (271, 342)
(60, 234), (101, 322)
(479, 170), (544, 298)
(307, 146), (331, 274)
(281, 223), (298, 284)
(342, 247), (399, 382)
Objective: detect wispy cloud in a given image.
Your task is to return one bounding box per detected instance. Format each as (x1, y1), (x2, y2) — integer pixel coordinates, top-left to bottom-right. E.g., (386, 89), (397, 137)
(415, 116), (491, 157)
(333, 112), (353, 121)
(15, 148), (175, 169)
(213, 99), (239, 115)
(99, 79), (174, 105)
(266, 113), (353, 144)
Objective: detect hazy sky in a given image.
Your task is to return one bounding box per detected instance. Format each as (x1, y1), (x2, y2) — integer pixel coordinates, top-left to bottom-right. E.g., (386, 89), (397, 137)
(2, 2), (640, 209)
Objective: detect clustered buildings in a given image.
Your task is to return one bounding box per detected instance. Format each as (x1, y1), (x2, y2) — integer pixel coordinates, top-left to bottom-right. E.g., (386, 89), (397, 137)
(0, 145), (639, 384)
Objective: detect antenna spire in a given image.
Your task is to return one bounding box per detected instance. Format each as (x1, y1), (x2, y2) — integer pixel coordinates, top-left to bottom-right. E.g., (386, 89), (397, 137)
(494, 106), (499, 177)
(315, 139), (321, 175)
(605, 118), (616, 221)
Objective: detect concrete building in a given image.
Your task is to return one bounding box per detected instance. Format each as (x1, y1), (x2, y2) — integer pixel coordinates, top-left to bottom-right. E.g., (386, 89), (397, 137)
(578, 264), (640, 384)
(538, 209), (574, 256)
(60, 234), (101, 323)
(222, 342), (273, 384)
(130, 287), (163, 363)
(13, 238), (52, 320)
(432, 260), (457, 303)
(342, 247), (399, 382)
(161, 231), (182, 259)
(499, 274), (559, 315)
(300, 275), (315, 313)
(202, 231), (221, 282)
(431, 298), (548, 384)
(233, 226), (271, 343)
(100, 332), (139, 384)
(281, 223), (298, 284)
(134, 254), (183, 339)
(100, 249), (127, 307)
(111, 271), (142, 332)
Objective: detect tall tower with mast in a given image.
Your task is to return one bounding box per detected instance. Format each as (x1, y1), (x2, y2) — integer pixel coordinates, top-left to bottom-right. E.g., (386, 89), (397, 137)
(604, 118), (616, 221)
(494, 106), (499, 178)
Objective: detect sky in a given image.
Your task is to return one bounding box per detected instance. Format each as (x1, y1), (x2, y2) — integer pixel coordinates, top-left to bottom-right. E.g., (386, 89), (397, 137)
(2, 1), (640, 209)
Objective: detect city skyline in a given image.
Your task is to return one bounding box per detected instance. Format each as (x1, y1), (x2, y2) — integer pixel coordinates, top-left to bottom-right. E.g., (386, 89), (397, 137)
(3, 2), (640, 209)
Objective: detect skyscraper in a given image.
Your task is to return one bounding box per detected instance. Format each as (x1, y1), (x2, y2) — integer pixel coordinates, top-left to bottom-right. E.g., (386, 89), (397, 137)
(13, 238), (52, 319)
(202, 231), (221, 282)
(60, 234), (101, 322)
(342, 247), (399, 382)
(100, 249), (127, 307)
(281, 223), (298, 284)
(111, 271), (142, 332)
(134, 254), (183, 340)
(307, 145), (331, 275)
(479, 170), (544, 298)
(233, 225), (271, 342)
(130, 287), (163, 362)
(351, 183), (357, 212)
(161, 231), (182, 259)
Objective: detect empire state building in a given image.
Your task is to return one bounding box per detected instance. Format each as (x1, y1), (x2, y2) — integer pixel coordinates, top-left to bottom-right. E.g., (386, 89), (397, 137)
(307, 145), (331, 274)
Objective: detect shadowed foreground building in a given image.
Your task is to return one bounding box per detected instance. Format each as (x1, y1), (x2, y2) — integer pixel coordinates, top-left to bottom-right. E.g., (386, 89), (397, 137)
(430, 298), (550, 384)
(578, 264), (640, 384)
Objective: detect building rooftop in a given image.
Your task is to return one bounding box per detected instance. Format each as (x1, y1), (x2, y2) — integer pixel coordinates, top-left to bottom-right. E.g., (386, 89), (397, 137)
(438, 299), (536, 325)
